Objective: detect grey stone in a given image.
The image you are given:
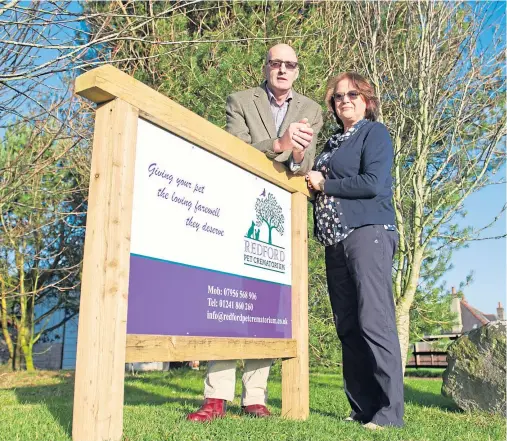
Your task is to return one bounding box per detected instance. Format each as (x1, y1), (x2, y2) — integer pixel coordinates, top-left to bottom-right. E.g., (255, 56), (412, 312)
(442, 320), (506, 416)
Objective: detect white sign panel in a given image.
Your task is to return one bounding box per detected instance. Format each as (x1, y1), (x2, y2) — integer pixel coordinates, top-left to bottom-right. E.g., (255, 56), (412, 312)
(130, 118), (292, 285)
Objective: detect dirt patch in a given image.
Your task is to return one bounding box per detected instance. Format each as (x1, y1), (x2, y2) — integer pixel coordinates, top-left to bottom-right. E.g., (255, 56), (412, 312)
(0, 366), (74, 389)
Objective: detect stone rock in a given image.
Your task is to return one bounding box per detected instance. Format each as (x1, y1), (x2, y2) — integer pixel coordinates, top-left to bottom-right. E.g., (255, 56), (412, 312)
(442, 320), (506, 416)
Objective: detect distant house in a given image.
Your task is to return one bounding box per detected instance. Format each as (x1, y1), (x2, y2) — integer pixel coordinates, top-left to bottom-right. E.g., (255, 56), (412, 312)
(451, 292), (504, 334)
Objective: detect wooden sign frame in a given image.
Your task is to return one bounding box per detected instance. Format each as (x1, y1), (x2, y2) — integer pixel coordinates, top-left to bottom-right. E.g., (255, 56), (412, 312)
(72, 65), (310, 441)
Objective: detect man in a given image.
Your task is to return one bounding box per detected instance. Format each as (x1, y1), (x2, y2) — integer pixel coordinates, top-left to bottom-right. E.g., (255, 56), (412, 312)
(187, 43), (323, 422)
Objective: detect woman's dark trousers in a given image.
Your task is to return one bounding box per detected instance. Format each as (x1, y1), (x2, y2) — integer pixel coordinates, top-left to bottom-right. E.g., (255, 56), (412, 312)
(325, 225), (404, 427)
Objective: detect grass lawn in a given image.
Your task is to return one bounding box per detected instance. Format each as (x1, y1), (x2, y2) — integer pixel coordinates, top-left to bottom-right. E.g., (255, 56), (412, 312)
(404, 368), (447, 378)
(0, 365), (504, 441)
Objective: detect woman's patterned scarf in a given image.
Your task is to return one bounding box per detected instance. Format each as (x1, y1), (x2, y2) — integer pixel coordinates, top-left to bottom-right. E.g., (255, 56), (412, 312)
(315, 119), (368, 174)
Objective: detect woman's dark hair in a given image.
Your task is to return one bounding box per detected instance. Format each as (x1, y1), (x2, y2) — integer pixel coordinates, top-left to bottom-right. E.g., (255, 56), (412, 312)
(324, 72), (380, 132)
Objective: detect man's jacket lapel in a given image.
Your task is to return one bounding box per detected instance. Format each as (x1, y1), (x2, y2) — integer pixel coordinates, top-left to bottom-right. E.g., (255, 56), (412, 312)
(253, 86), (277, 139)
(279, 90), (302, 136)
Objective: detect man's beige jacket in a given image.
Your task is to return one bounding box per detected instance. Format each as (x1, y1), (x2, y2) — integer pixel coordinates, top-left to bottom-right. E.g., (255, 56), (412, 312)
(226, 83), (323, 175)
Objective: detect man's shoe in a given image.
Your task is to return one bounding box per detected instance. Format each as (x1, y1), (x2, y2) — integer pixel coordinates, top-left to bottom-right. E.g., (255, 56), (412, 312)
(363, 422), (384, 430)
(187, 398), (226, 422)
(242, 404), (271, 417)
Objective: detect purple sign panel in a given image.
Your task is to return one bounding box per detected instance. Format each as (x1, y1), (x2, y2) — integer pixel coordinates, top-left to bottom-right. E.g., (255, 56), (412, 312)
(126, 254), (292, 338)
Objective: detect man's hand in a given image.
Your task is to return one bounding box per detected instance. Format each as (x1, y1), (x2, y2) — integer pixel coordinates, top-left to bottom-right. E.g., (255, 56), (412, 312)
(274, 118), (314, 154)
(306, 171), (326, 192)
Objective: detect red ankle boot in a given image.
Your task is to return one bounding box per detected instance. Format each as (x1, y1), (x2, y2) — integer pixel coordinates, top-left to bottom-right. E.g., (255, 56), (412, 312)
(242, 404), (271, 417)
(187, 398), (226, 422)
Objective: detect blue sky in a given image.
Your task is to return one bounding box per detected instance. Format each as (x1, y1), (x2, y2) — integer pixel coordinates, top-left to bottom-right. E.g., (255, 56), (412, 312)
(444, 2), (506, 316)
(444, 169), (506, 315)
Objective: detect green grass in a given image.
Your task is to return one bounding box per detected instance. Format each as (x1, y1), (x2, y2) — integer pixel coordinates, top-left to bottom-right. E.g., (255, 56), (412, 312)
(0, 365), (504, 441)
(404, 367), (446, 378)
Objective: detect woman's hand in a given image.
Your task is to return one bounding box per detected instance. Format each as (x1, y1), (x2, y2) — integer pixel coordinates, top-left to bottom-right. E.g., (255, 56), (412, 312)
(306, 171), (326, 192)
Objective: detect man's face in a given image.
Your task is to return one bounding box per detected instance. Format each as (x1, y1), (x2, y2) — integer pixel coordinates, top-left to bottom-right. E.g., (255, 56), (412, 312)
(264, 45), (299, 95)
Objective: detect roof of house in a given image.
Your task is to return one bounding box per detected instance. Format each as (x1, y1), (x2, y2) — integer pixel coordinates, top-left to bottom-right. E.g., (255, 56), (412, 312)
(460, 299), (493, 332)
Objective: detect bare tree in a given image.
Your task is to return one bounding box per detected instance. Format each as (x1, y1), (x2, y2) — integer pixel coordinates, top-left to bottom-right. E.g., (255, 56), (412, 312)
(0, 111), (86, 370)
(348, 0), (506, 367)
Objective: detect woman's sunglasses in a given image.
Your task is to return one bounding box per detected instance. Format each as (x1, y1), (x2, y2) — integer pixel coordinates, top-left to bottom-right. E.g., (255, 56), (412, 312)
(333, 91), (361, 102)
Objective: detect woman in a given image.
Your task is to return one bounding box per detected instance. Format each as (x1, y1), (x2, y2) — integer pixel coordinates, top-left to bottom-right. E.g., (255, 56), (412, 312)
(306, 72), (404, 429)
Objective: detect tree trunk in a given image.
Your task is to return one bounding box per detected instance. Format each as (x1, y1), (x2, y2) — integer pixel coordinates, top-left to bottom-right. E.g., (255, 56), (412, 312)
(13, 341), (22, 370)
(395, 250), (424, 375)
(396, 305), (412, 376)
(0, 276), (15, 367)
(17, 313), (35, 371)
(20, 335), (35, 371)
(15, 248), (35, 371)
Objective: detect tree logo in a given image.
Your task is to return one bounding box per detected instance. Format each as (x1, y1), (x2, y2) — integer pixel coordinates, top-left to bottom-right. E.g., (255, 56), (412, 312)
(245, 190), (284, 245)
(244, 189), (286, 274)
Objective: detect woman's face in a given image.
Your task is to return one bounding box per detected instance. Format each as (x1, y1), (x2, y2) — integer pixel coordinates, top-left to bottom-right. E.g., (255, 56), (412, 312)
(334, 79), (367, 126)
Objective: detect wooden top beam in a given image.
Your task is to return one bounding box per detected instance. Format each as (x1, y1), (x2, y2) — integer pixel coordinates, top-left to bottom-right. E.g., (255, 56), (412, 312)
(75, 65), (309, 196)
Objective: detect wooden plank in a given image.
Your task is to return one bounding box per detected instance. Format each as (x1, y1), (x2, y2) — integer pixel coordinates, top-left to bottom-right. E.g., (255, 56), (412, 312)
(72, 99), (138, 441)
(75, 65), (309, 196)
(412, 351), (447, 356)
(125, 335), (297, 362)
(281, 192), (309, 420)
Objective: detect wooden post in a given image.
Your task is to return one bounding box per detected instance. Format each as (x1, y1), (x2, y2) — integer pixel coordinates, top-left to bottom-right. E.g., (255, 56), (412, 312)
(72, 98), (138, 441)
(281, 192), (309, 419)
